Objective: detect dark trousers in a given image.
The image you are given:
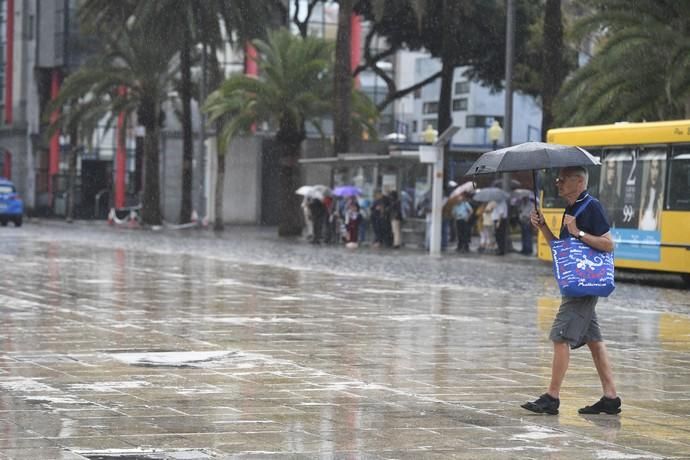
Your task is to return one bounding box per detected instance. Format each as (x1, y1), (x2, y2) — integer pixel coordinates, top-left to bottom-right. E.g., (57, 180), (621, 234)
(311, 211), (325, 243)
(456, 219), (471, 251)
(495, 218), (507, 255)
(371, 215), (384, 244)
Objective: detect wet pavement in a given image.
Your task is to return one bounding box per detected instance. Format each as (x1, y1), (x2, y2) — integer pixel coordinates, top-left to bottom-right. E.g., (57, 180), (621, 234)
(0, 221), (689, 459)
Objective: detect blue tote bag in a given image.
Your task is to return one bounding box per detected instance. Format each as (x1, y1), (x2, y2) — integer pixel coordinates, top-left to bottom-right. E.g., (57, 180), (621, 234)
(550, 197), (615, 297)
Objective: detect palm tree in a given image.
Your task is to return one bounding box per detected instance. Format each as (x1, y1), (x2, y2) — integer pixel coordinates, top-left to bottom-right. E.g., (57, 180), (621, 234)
(204, 28), (377, 236)
(556, 0), (690, 125)
(49, 24), (179, 225)
(79, 0), (275, 223)
(541, 0), (567, 138)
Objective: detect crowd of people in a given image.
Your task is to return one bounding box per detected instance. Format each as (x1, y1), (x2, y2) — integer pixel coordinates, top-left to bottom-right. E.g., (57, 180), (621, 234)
(302, 189), (406, 248)
(441, 190), (534, 256)
(301, 184), (537, 256)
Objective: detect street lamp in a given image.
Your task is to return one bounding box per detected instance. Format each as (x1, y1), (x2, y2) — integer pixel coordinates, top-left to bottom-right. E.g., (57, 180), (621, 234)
(488, 120), (503, 150)
(422, 124), (438, 144)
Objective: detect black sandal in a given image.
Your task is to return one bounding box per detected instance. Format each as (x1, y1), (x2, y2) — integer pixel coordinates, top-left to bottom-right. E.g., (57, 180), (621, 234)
(521, 393), (560, 415)
(578, 396), (621, 415)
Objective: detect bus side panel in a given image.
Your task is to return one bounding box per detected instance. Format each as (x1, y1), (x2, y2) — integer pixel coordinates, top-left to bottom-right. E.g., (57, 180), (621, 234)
(538, 210), (690, 275)
(536, 209), (564, 262)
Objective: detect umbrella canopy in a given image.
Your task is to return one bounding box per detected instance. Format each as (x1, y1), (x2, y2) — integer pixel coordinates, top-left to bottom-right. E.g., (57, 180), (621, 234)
(473, 187), (509, 202)
(466, 142), (600, 212)
(466, 141), (600, 176)
(295, 185), (313, 196)
(332, 185), (361, 197)
(492, 178), (522, 189)
(295, 184), (331, 201)
(384, 132), (407, 142)
(511, 188), (533, 200)
(310, 184), (331, 200)
(449, 181), (475, 199)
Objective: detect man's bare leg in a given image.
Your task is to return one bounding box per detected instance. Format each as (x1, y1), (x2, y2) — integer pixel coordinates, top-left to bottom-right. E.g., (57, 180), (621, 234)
(547, 341), (570, 399)
(587, 340), (617, 398)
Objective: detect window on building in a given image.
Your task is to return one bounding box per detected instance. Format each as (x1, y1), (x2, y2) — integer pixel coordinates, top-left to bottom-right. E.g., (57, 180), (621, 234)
(422, 102), (438, 114)
(466, 115), (504, 128)
(423, 119), (438, 130)
(412, 120), (418, 132)
(454, 81), (470, 94)
(413, 88), (421, 99)
(452, 98), (468, 111)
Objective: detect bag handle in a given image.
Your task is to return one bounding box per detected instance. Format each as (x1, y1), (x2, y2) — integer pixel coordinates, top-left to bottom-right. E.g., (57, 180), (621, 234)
(560, 194), (593, 233)
(571, 195), (593, 218)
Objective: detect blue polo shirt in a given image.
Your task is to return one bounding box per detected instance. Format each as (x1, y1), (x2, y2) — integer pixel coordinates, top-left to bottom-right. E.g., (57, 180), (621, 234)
(559, 191), (610, 239)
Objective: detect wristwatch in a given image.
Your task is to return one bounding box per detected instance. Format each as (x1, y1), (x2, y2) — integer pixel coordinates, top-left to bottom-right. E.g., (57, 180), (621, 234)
(577, 230), (586, 240)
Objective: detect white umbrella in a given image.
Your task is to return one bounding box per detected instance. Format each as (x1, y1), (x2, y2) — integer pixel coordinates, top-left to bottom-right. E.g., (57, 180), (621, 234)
(384, 132), (407, 142)
(296, 184), (330, 201)
(449, 181), (475, 199)
(295, 185), (313, 196)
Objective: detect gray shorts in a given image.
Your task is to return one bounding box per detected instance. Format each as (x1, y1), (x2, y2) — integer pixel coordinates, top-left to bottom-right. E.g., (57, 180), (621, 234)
(549, 296), (603, 349)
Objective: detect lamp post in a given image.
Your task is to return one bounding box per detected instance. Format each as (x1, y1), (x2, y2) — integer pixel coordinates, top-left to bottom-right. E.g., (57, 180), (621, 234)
(488, 120), (503, 150)
(419, 126), (459, 256)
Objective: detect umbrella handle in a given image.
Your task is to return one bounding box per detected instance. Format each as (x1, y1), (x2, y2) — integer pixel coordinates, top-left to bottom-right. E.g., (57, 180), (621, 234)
(532, 170), (540, 213)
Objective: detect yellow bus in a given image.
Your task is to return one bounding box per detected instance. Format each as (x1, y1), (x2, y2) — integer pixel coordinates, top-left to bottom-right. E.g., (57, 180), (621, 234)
(539, 120), (690, 286)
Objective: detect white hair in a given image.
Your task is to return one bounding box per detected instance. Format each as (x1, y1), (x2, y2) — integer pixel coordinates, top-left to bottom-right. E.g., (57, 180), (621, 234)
(563, 166), (589, 188)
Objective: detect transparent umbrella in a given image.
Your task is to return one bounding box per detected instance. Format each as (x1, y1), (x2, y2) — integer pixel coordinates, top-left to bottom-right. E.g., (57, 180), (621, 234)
(472, 187), (510, 202)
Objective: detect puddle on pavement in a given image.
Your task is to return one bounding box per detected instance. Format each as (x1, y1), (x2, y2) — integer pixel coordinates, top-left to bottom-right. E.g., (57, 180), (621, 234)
(109, 351), (237, 368)
(75, 449), (214, 460)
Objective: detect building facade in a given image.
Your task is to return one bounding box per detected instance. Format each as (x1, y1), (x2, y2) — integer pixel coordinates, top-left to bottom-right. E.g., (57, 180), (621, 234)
(409, 57), (542, 148)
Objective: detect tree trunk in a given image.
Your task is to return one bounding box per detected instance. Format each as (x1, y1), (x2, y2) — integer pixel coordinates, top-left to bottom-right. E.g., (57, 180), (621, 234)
(541, 0), (564, 140)
(208, 45), (226, 231)
(179, 31), (194, 223)
(276, 120), (305, 236)
(213, 146), (225, 232)
(140, 94), (162, 226)
(333, 0), (353, 155)
(66, 125), (78, 223)
(277, 148), (303, 236)
(438, 58), (454, 185)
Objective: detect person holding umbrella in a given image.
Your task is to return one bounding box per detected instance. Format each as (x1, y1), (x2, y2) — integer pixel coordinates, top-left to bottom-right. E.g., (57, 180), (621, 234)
(468, 143), (620, 414)
(522, 166), (620, 416)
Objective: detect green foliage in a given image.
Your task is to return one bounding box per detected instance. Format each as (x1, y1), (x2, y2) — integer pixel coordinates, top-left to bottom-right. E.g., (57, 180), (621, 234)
(556, 0), (690, 126)
(45, 26), (175, 135)
(360, 0), (541, 94)
(204, 28), (378, 152)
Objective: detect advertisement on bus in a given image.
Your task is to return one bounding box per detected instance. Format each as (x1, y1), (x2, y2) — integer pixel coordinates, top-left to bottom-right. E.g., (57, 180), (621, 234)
(600, 148), (666, 261)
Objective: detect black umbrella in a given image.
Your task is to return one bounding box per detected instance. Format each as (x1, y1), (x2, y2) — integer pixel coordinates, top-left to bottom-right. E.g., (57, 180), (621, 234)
(466, 142), (601, 210)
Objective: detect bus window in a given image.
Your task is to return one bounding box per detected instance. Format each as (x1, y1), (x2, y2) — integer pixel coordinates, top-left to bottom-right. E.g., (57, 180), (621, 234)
(541, 149), (601, 209)
(637, 147), (666, 231)
(668, 145), (690, 210)
(541, 169), (565, 208)
(599, 148), (638, 228)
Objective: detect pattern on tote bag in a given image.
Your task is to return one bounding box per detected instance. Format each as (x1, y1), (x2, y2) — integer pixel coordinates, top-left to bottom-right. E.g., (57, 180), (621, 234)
(551, 238), (615, 297)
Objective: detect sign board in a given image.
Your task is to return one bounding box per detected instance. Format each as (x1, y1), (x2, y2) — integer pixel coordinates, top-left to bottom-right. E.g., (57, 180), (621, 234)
(419, 145), (439, 163)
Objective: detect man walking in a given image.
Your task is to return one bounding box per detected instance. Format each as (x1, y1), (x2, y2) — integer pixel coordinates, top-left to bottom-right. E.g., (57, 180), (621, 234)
(522, 166), (621, 415)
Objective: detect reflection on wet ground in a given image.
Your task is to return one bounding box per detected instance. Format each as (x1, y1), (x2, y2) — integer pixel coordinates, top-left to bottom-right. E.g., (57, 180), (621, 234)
(0, 223), (688, 459)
